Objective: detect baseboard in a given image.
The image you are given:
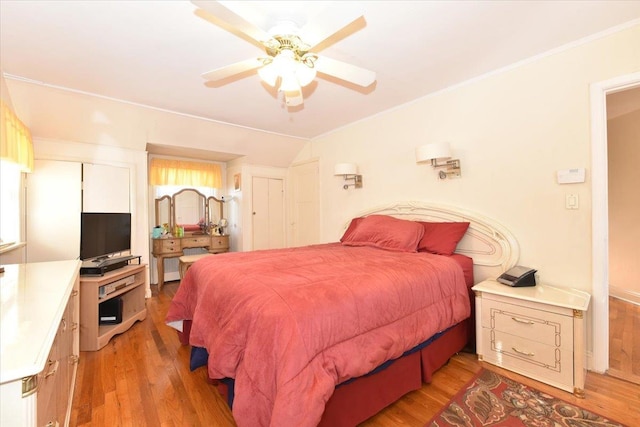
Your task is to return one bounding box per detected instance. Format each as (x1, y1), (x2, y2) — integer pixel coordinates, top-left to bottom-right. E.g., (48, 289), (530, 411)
(609, 286), (640, 305)
(586, 350), (601, 373)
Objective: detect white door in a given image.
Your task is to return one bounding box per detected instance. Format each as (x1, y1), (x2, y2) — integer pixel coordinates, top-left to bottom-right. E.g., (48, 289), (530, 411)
(252, 177), (284, 250)
(82, 163), (130, 212)
(291, 160), (319, 247)
(26, 160), (82, 262)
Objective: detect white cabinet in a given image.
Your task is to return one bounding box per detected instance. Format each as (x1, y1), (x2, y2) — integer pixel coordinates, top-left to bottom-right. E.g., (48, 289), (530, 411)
(473, 280), (590, 396)
(26, 160), (132, 264)
(26, 160), (82, 263)
(82, 163), (130, 213)
(0, 260), (81, 427)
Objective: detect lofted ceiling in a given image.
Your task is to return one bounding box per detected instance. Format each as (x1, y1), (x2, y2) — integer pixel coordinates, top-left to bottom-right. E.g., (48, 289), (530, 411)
(1, 0), (640, 147)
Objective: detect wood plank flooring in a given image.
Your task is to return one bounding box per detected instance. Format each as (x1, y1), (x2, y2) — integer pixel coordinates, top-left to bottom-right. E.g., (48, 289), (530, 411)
(609, 296), (640, 385)
(70, 282), (640, 426)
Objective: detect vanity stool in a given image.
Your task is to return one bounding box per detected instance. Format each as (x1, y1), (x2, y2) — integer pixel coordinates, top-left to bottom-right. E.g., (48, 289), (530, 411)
(179, 253), (212, 279)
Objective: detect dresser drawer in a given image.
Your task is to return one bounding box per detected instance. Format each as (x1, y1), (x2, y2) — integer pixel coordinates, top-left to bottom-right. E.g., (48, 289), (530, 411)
(481, 328), (574, 390)
(209, 236), (229, 249)
(181, 236), (211, 248)
(153, 238), (181, 254)
(481, 298), (573, 350)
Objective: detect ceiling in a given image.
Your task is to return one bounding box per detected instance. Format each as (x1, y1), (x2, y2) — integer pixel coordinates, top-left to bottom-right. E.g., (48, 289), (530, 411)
(1, 1), (640, 142)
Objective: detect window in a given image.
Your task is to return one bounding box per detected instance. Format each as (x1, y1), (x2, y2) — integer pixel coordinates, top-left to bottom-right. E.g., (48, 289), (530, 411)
(0, 160), (23, 247)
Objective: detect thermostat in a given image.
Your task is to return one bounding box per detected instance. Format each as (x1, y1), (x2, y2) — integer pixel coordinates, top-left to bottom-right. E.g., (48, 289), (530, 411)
(557, 168), (586, 184)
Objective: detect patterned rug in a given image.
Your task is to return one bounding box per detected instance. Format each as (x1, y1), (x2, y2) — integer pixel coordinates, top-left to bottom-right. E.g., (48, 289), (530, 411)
(427, 369), (626, 427)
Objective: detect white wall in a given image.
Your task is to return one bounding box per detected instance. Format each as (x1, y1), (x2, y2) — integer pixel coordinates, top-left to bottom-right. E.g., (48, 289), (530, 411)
(293, 23), (640, 359)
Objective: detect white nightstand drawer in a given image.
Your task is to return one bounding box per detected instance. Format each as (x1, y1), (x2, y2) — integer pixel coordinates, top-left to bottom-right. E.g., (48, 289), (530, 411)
(482, 299), (574, 350)
(473, 280), (590, 396)
(481, 329), (574, 389)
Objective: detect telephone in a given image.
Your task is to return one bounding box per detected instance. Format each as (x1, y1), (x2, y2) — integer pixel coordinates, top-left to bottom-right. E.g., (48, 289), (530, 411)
(497, 266), (537, 287)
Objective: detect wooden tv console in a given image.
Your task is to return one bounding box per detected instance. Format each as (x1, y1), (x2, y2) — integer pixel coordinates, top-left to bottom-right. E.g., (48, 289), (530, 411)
(79, 264), (147, 351)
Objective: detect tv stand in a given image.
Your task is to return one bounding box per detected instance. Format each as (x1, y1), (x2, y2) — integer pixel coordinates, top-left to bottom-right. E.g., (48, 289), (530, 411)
(79, 264), (147, 351)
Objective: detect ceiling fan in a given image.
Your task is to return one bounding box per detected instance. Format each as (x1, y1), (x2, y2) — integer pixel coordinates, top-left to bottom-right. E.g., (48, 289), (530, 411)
(191, 1), (376, 107)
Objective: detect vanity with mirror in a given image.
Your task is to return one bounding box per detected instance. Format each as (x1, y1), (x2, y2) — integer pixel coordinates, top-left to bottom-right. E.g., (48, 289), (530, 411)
(152, 188), (229, 289)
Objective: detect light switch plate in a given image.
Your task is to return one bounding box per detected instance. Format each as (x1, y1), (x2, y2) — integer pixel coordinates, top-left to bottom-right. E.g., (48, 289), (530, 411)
(566, 194), (579, 209)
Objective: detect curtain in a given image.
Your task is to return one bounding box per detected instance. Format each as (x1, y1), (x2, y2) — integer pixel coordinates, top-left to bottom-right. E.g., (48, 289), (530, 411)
(149, 158), (222, 188)
(0, 100), (34, 173)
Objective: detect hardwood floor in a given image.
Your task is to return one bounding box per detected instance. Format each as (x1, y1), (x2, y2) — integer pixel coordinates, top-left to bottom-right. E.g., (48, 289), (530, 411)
(70, 282), (640, 426)
(609, 296), (640, 385)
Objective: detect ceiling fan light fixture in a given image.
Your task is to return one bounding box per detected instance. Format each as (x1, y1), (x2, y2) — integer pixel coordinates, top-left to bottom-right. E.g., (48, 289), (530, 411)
(257, 62), (279, 87)
(193, 1), (377, 108)
(295, 61), (316, 87)
(279, 72), (300, 92)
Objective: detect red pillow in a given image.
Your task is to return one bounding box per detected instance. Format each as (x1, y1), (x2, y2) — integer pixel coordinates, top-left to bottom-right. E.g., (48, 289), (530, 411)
(340, 217), (364, 242)
(341, 215), (424, 253)
(417, 222), (470, 255)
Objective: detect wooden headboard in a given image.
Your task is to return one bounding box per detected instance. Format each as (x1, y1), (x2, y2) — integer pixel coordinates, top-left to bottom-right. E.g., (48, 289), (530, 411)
(353, 201), (520, 283)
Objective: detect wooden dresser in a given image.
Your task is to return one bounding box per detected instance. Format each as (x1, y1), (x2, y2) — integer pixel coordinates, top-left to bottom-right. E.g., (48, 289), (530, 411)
(152, 234), (229, 289)
(473, 279), (591, 397)
(0, 260), (81, 427)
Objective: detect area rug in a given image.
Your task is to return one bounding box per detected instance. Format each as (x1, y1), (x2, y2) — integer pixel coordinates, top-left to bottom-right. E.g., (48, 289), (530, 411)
(427, 369), (627, 427)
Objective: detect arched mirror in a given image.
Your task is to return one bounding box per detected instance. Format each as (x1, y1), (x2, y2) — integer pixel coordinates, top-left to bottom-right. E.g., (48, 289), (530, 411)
(207, 196), (224, 226)
(154, 195), (171, 228)
(173, 188), (206, 234)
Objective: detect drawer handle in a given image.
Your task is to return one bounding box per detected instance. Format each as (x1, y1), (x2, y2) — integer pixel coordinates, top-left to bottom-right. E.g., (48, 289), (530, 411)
(512, 347), (535, 357)
(44, 360), (59, 378)
(511, 316), (534, 325)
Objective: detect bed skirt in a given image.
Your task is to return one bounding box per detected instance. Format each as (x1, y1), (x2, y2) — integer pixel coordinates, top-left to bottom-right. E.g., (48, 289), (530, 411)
(177, 318), (470, 426)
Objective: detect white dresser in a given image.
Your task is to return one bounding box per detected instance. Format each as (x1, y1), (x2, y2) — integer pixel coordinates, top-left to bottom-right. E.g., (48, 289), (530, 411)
(473, 280), (591, 396)
(0, 260), (81, 426)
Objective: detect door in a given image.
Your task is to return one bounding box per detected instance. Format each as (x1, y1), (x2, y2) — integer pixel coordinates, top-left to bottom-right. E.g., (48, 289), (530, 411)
(26, 160), (82, 262)
(291, 160), (320, 247)
(252, 177), (284, 250)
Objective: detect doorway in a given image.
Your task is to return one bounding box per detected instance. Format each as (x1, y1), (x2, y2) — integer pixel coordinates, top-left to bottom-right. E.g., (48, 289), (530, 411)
(590, 71), (640, 373)
(605, 86), (640, 383)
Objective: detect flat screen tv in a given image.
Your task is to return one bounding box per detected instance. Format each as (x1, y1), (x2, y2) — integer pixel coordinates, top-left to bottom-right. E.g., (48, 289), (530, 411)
(80, 212), (131, 261)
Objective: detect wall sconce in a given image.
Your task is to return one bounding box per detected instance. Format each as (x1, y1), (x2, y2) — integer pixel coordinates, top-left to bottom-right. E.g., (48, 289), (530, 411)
(415, 142), (461, 179)
(334, 163), (363, 190)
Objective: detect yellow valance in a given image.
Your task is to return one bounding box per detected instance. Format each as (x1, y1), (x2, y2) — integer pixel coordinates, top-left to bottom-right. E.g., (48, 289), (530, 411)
(149, 158), (222, 188)
(0, 100), (34, 173)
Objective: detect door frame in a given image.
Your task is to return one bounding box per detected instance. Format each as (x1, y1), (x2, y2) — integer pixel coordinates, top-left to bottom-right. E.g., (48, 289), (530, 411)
(590, 71), (640, 373)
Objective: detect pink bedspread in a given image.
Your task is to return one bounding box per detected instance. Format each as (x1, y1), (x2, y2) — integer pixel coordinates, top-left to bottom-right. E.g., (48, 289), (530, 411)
(166, 243), (469, 427)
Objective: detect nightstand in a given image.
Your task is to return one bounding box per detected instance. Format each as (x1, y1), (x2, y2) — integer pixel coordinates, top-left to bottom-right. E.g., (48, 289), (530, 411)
(472, 279), (591, 397)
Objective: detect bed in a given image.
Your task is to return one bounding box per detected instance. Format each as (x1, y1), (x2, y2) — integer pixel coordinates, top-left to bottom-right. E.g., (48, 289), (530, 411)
(166, 201), (519, 427)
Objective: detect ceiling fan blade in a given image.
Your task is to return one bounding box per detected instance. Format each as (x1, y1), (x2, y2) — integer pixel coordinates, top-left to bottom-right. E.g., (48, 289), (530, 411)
(302, 5), (364, 50)
(314, 56), (376, 87)
(202, 58), (264, 82)
(191, 1), (272, 44)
